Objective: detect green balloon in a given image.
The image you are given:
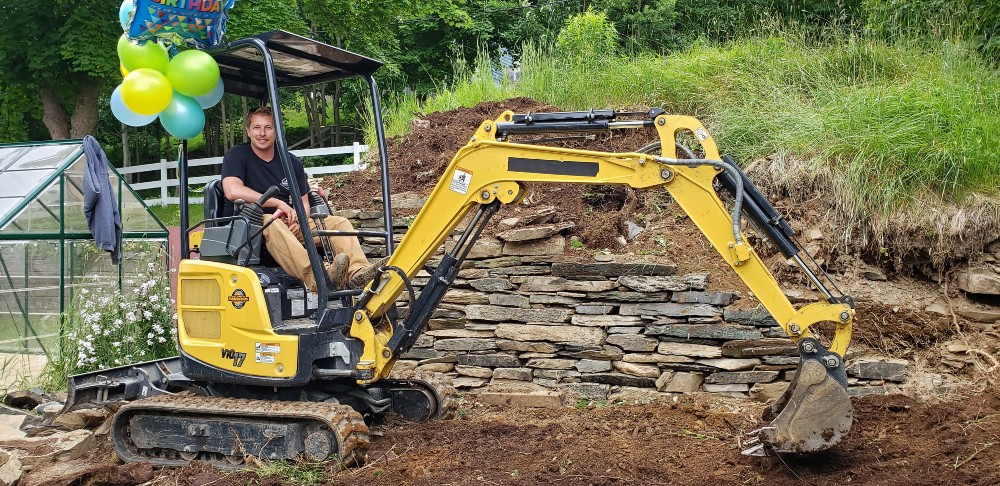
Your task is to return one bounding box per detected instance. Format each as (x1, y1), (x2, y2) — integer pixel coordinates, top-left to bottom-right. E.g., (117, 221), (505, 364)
(167, 50), (221, 98)
(117, 35), (169, 73)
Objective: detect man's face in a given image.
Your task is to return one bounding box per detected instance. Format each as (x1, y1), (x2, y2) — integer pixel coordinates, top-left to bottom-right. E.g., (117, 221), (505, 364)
(247, 113), (275, 153)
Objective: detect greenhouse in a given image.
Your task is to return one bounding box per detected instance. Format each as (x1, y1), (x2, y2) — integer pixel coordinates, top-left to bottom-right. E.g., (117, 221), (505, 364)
(0, 139), (169, 382)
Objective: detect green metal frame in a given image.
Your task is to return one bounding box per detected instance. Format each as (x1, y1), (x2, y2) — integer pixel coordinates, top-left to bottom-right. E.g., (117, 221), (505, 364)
(0, 139), (170, 356)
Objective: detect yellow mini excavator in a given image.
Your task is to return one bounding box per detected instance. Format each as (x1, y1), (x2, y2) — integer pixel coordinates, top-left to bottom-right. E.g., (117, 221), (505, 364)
(63, 31), (854, 466)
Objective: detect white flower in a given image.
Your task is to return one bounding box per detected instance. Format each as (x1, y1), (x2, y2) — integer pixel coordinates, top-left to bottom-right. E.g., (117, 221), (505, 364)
(150, 295), (159, 303)
(157, 337), (167, 343)
(143, 310), (153, 320)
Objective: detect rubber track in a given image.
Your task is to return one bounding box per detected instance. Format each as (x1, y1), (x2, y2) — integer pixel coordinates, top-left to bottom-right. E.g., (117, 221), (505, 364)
(112, 394), (369, 467)
(386, 371), (459, 420)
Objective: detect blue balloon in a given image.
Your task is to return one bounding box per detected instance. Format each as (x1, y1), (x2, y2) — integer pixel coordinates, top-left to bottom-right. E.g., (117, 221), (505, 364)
(159, 93), (205, 140)
(194, 78), (224, 109)
(110, 85), (157, 127)
(119, 0), (134, 31)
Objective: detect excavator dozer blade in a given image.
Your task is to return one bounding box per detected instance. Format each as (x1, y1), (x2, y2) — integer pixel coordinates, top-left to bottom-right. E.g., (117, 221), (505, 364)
(742, 338), (853, 456)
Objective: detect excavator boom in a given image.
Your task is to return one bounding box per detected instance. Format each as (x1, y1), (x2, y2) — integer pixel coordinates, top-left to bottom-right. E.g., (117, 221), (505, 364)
(349, 109), (854, 455)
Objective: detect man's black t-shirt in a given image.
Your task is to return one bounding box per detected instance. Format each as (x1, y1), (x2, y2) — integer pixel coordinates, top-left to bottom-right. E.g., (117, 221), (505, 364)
(220, 143), (308, 216)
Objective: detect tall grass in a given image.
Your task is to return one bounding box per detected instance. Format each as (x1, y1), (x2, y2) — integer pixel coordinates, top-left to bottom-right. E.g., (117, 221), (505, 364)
(377, 32), (1000, 220)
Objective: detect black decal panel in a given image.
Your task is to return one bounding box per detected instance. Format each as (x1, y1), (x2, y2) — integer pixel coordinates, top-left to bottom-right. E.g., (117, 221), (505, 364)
(508, 157), (599, 177)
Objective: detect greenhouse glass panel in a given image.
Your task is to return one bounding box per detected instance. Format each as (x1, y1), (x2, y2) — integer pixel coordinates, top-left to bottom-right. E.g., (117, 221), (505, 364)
(0, 241), (61, 354)
(3, 144), (79, 171)
(0, 147), (28, 169)
(4, 197), (61, 234)
(0, 140), (169, 375)
(0, 170), (54, 198)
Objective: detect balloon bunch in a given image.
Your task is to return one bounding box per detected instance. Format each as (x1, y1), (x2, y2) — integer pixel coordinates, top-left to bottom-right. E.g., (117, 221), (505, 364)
(112, 0), (234, 140)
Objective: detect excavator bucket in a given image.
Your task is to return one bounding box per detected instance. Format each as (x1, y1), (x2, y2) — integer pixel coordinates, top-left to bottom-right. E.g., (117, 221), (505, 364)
(742, 338), (853, 456)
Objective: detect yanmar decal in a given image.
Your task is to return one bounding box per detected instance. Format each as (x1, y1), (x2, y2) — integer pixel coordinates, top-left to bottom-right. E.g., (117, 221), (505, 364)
(228, 288), (249, 309)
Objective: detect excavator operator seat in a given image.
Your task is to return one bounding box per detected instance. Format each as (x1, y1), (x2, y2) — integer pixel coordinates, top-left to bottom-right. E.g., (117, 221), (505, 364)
(203, 178), (227, 228)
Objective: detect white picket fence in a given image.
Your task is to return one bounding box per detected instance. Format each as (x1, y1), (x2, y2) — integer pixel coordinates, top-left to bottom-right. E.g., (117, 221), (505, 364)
(118, 143), (368, 206)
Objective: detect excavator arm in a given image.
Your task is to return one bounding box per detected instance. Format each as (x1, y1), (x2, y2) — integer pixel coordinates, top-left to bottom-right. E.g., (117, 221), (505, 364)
(349, 110), (854, 455)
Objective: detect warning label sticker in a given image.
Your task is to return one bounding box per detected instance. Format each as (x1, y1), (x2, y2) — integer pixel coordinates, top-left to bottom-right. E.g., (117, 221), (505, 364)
(449, 169), (472, 195)
(255, 342), (280, 363)
(256, 343), (280, 354)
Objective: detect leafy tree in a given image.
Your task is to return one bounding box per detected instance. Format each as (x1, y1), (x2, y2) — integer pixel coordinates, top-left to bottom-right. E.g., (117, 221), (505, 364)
(556, 9), (619, 62)
(590, 0), (679, 52)
(0, 1), (119, 140)
(0, 85), (37, 143)
(226, 0), (310, 40)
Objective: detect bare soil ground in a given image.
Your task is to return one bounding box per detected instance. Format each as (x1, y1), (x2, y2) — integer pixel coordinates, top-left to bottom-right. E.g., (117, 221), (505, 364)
(78, 389), (1000, 486)
(45, 99), (1000, 485)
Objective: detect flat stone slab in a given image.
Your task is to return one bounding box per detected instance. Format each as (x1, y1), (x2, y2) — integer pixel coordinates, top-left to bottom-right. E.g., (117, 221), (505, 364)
(645, 324), (761, 341)
(465, 304), (570, 323)
(847, 358), (908, 382)
(621, 302), (721, 318)
(703, 383), (750, 393)
(495, 324), (604, 345)
(696, 358), (761, 371)
(479, 381), (566, 408)
(617, 274), (708, 292)
(551, 262), (677, 278)
(705, 371), (780, 384)
(580, 373), (657, 388)
(657, 342), (723, 358)
(458, 354), (521, 368)
(661, 372), (704, 393)
(722, 338), (798, 358)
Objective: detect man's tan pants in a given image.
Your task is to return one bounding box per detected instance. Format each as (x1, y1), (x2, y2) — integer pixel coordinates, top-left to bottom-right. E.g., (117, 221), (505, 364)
(262, 214), (369, 292)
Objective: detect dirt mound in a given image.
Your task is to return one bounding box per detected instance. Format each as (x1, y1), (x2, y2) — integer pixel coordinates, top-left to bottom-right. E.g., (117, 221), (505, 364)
(324, 97), (675, 252)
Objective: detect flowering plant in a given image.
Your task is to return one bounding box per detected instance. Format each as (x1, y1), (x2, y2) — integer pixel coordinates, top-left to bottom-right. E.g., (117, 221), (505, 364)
(61, 261), (176, 374)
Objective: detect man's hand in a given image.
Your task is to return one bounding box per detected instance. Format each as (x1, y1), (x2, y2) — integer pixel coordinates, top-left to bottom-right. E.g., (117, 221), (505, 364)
(275, 200), (301, 236)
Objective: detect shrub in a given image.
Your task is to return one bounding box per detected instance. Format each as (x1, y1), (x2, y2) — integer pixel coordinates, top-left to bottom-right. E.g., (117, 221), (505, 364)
(555, 9), (619, 63)
(44, 259), (176, 387)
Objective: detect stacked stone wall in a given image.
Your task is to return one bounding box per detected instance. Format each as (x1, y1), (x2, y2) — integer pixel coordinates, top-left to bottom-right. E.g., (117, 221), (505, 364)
(340, 208), (908, 404)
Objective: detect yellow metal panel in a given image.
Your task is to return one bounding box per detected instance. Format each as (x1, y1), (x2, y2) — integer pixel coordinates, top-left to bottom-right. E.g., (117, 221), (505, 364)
(177, 259), (300, 378)
(182, 310), (221, 339)
(180, 278), (221, 307)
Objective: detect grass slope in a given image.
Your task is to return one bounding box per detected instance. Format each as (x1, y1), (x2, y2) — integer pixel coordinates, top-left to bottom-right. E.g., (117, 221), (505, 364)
(374, 33), (1000, 260)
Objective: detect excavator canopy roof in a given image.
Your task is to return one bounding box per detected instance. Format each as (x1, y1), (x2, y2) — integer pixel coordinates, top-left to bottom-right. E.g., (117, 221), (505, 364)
(208, 30), (383, 99)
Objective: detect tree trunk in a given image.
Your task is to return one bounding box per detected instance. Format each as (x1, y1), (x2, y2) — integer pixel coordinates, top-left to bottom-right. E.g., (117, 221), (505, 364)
(68, 84), (101, 139)
(38, 85), (70, 140)
(121, 125), (131, 183)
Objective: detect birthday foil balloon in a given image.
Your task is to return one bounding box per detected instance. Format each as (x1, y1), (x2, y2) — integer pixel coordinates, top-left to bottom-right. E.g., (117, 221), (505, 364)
(126, 0), (237, 48)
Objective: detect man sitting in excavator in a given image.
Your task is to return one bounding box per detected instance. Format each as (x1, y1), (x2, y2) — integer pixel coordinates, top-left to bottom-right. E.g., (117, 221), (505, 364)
(220, 105), (384, 290)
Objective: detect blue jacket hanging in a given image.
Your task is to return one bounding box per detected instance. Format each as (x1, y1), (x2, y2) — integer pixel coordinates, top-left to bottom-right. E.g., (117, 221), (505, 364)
(82, 136), (122, 264)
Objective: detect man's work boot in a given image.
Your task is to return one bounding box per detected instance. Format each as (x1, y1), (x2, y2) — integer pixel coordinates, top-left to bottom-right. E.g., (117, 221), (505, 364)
(326, 253), (350, 290)
(349, 256), (390, 289)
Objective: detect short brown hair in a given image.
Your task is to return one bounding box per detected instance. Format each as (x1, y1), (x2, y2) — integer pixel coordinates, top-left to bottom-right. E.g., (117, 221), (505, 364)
(245, 105), (273, 128)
